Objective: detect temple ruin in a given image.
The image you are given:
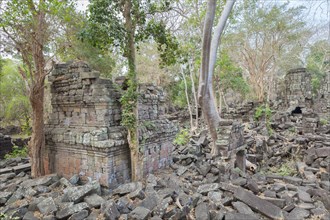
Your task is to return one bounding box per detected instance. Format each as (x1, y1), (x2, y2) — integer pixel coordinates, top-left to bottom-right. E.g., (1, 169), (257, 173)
(278, 68), (330, 117)
(44, 61), (177, 187)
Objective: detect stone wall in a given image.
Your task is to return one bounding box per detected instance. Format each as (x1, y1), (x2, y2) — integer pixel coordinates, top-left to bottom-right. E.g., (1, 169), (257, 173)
(45, 61), (177, 187)
(278, 68), (330, 117)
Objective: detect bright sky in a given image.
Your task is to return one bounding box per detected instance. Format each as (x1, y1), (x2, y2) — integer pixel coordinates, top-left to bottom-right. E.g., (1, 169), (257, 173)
(74, 0), (329, 40)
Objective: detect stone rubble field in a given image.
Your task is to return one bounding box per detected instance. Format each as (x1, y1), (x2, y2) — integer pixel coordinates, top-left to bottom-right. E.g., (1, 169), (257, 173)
(0, 110), (330, 220)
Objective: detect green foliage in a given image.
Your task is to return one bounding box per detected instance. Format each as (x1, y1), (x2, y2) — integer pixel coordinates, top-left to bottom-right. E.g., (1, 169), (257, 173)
(4, 146), (28, 159)
(254, 104), (273, 135)
(254, 104), (272, 121)
(216, 50), (250, 96)
(169, 76), (193, 108)
(84, 0), (179, 66)
(319, 118), (328, 126)
(85, 0), (179, 143)
(57, 12), (115, 78)
(270, 161), (297, 176)
(0, 56), (4, 75)
(0, 59), (31, 127)
(173, 129), (190, 146)
(307, 40), (330, 95)
(142, 121), (156, 130)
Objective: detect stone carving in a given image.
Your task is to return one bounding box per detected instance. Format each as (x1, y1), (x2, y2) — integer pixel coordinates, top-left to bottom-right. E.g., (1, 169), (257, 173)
(44, 61), (177, 187)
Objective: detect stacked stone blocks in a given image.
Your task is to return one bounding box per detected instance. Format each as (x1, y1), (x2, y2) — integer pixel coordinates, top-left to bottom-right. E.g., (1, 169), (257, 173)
(45, 61), (177, 187)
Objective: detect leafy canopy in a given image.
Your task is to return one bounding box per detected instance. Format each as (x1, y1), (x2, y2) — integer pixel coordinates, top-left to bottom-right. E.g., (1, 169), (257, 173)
(83, 0), (179, 66)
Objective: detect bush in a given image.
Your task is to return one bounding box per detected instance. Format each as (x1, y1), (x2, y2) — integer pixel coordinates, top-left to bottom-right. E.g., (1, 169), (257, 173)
(320, 118), (328, 126)
(4, 146), (28, 159)
(173, 129), (190, 146)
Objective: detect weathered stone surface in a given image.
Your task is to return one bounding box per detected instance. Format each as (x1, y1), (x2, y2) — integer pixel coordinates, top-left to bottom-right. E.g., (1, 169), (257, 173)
(101, 200), (120, 220)
(113, 182), (143, 195)
(232, 201), (254, 215)
(68, 210), (89, 220)
(84, 193), (105, 208)
(195, 202), (210, 220)
(283, 176), (303, 185)
(315, 147), (330, 158)
(225, 212), (259, 220)
(297, 189), (312, 203)
(37, 197), (57, 214)
(62, 180), (100, 203)
(44, 62), (177, 187)
(56, 202), (89, 219)
(287, 207), (310, 219)
(263, 197), (286, 209)
(234, 187), (286, 219)
(21, 174), (56, 188)
(197, 183), (219, 194)
(23, 211), (39, 220)
(129, 206), (151, 220)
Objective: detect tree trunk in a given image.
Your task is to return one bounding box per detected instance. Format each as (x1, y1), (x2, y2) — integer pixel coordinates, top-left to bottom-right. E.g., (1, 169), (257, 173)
(188, 60), (198, 132)
(181, 66), (194, 132)
(29, 82), (45, 177)
(123, 0), (141, 181)
(199, 0), (236, 156)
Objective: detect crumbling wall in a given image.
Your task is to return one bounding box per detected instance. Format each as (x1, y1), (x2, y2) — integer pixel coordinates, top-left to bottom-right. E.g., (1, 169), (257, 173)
(278, 68), (330, 116)
(314, 70), (330, 119)
(45, 61), (177, 187)
(138, 84), (178, 174)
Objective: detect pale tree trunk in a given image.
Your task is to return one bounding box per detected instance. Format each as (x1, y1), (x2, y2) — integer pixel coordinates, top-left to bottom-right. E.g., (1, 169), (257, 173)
(188, 60), (199, 132)
(181, 66), (194, 132)
(123, 0), (141, 181)
(198, 0), (236, 156)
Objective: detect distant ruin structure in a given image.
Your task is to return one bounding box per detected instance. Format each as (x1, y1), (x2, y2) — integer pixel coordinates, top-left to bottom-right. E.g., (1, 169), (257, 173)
(44, 61), (177, 187)
(278, 68), (330, 117)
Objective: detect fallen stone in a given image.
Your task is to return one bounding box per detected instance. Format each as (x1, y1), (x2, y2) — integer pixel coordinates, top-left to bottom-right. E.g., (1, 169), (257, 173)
(139, 191), (159, 210)
(264, 190), (276, 198)
(283, 204), (295, 212)
(117, 197), (132, 214)
(297, 190), (312, 203)
(271, 183), (286, 193)
(176, 166), (187, 176)
(196, 162), (211, 176)
(37, 197), (57, 214)
(234, 186), (286, 219)
(263, 197), (286, 209)
(245, 179), (259, 194)
(21, 174), (57, 188)
(34, 185), (51, 194)
(129, 206), (151, 220)
(113, 182), (143, 196)
(68, 210), (89, 220)
(23, 211), (39, 220)
(232, 201), (254, 215)
(283, 176), (302, 185)
(225, 212), (259, 220)
(231, 177), (247, 186)
(297, 203), (315, 210)
(208, 191), (222, 205)
(287, 207), (309, 219)
(43, 215), (56, 220)
(101, 200), (120, 220)
(59, 177), (73, 188)
(315, 147), (330, 158)
(56, 202), (89, 219)
(195, 202), (210, 220)
(84, 193), (105, 208)
(197, 183), (219, 194)
(69, 174), (80, 185)
(62, 180), (100, 203)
